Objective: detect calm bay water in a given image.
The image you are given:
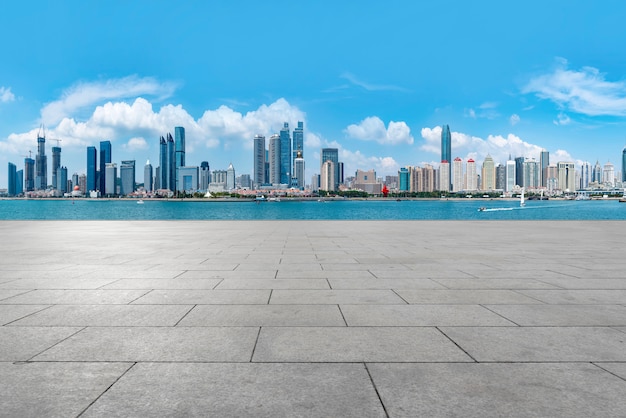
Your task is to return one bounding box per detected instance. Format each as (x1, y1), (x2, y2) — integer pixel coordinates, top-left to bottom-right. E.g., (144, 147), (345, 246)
(1, 198), (625, 220)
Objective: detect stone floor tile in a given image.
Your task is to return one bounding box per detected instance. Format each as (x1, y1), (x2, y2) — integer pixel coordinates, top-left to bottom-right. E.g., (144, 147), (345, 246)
(341, 304), (516, 326)
(102, 278), (222, 290)
(433, 278), (561, 289)
(441, 326), (626, 362)
(328, 278), (446, 290)
(532, 278), (626, 289)
(0, 362), (132, 418)
(253, 327), (472, 362)
(82, 363), (385, 417)
(395, 289), (543, 304)
(0, 304), (51, 325)
(178, 305), (346, 326)
(9, 304), (193, 326)
(594, 362), (626, 380)
(0, 326), (82, 361)
(132, 289), (270, 304)
(270, 289), (405, 304)
(0, 278), (119, 289)
(518, 289), (626, 304)
(276, 270), (376, 279)
(215, 278), (329, 290)
(0, 289), (30, 301)
(34, 326), (259, 362)
(485, 304), (626, 326)
(0, 289), (149, 305)
(368, 363), (626, 418)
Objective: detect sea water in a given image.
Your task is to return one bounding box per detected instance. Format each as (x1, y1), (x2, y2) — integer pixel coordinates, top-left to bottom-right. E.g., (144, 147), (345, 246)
(1, 198), (625, 220)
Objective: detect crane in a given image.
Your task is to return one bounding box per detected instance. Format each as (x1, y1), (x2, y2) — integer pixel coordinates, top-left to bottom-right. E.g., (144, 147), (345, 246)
(22, 151), (33, 159)
(50, 138), (62, 146)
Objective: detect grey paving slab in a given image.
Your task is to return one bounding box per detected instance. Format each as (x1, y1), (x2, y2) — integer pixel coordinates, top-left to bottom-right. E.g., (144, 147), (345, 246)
(10, 304), (193, 326)
(270, 289), (405, 304)
(441, 326), (626, 361)
(101, 278), (223, 289)
(0, 269), (86, 279)
(485, 304), (626, 326)
(76, 269), (186, 279)
(34, 326), (259, 362)
(0, 289), (30, 301)
(328, 278), (446, 289)
(132, 289), (270, 304)
(594, 362), (626, 380)
(214, 278), (330, 289)
(0, 362), (132, 418)
(178, 305), (346, 326)
(341, 304), (516, 326)
(0, 289), (149, 305)
(253, 326), (472, 362)
(276, 269), (376, 279)
(0, 304), (51, 325)
(368, 363), (626, 418)
(0, 326), (82, 361)
(179, 269), (278, 279)
(395, 289), (543, 304)
(0, 278), (119, 289)
(433, 278), (561, 289)
(82, 362), (385, 418)
(518, 289), (626, 304)
(533, 277), (626, 289)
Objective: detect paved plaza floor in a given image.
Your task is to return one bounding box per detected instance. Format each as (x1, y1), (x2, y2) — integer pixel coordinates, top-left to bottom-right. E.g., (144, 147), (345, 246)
(1, 220), (625, 417)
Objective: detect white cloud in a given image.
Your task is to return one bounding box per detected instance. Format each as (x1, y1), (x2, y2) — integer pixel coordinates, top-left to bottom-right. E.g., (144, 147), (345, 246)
(523, 58), (626, 116)
(123, 137), (149, 151)
(345, 116), (414, 145)
(340, 72), (407, 92)
(41, 76), (177, 124)
(0, 86), (15, 102)
(510, 114), (520, 125)
(553, 149), (573, 161)
(553, 112), (571, 125)
(339, 148), (400, 176)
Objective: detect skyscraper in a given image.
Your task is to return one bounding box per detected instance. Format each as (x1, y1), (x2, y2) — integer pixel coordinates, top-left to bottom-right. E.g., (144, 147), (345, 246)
(438, 161), (450, 192)
(159, 136), (167, 190)
(200, 161), (210, 191)
(321, 148), (339, 190)
(253, 134), (266, 188)
(279, 122), (291, 184)
(441, 125), (451, 189)
(51, 146), (61, 190)
(481, 154), (495, 191)
(294, 149), (305, 189)
(452, 157), (463, 192)
(320, 160), (335, 191)
(622, 147), (626, 182)
(167, 133), (175, 192)
(105, 163), (117, 196)
(506, 156), (516, 192)
(540, 149), (549, 188)
(269, 134), (281, 184)
(515, 156), (525, 187)
(175, 126), (185, 192)
(24, 157), (34, 192)
(558, 162), (576, 191)
(99, 141), (112, 194)
(86, 146), (97, 192)
(35, 134), (47, 190)
(292, 121), (303, 180)
(8, 162), (16, 196)
(144, 160), (153, 192)
(592, 160), (602, 183)
(603, 161), (615, 186)
(58, 167), (68, 194)
(120, 160), (136, 196)
(466, 158), (477, 191)
(226, 163), (236, 190)
(580, 161), (591, 189)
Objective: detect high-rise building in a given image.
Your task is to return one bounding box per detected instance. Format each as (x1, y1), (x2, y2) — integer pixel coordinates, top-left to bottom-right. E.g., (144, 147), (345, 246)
(514, 156), (525, 188)
(105, 162), (117, 196)
(24, 157), (35, 192)
(99, 141), (112, 194)
(540, 150), (549, 188)
(622, 148), (626, 182)
(226, 163), (236, 190)
(523, 159), (540, 189)
(200, 161), (210, 191)
(175, 126), (185, 192)
(78, 174), (86, 194)
(8, 162), (16, 196)
(35, 134), (47, 190)
(557, 162), (576, 191)
(592, 160), (602, 183)
(269, 134), (281, 184)
(439, 161), (450, 192)
(87, 146), (97, 192)
(294, 149), (305, 189)
(546, 164), (558, 191)
(178, 166), (199, 192)
(167, 133), (175, 192)
(51, 146), (61, 190)
(292, 121), (304, 180)
(399, 167), (410, 191)
(452, 157), (463, 192)
(321, 148), (340, 190)
(159, 136), (167, 190)
(441, 125), (452, 189)
(506, 156), (516, 192)
(253, 134), (266, 188)
(603, 161), (615, 186)
(279, 122), (291, 184)
(465, 159), (477, 191)
(320, 160), (335, 191)
(481, 155), (495, 191)
(16, 170), (23, 195)
(580, 161), (591, 189)
(495, 164), (506, 190)
(144, 160), (153, 192)
(58, 167), (68, 194)
(120, 160), (136, 196)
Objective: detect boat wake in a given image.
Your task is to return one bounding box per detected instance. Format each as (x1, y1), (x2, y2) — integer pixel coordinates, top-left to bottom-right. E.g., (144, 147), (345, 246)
(478, 204), (569, 213)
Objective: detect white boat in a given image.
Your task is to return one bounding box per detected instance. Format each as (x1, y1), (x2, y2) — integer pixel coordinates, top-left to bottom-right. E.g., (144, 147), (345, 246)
(137, 199), (144, 204)
(520, 188), (525, 207)
(255, 195), (266, 201)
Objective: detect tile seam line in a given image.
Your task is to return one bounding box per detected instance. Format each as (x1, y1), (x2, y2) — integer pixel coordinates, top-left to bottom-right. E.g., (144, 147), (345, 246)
(363, 362), (390, 418)
(76, 362), (137, 417)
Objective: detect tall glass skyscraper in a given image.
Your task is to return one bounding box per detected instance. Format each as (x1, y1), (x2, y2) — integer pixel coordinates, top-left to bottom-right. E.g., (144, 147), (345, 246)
(86, 146), (97, 192)
(540, 149), (549, 187)
(8, 162), (16, 196)
(279, 122), (291, 185)
(175, 126), (185, 191)
(159, 136), (167, 190)
(144, 160), (153, 192)
(253, 134), (266, 188)
(120, 160), (136, 196)
(35, 134), (47, 190)
(269, 134), (281, 184)
(622, 147), (626, 182)
(441, 125), (451, 189)
(99, 140), (112, 194)
(24, 157), (35, 192)
(321, 148), (340, 190)
(167, 133), (175, 192)
(292, 121), (303, 176)
(51, 146), (61, 190)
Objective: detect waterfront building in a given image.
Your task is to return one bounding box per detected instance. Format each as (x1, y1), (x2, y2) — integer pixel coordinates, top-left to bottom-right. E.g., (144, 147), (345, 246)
(354, 169), (381, 194)
(495, 164), (506, 190)
(292, 121), (303, 180)
(592, 160), (602, 183)
(540, 149), (549, 188)
(167, 133), (175, 192)
(320, 160), (336, 192)
(438, 161), (450, 192)
(321, 148), (340, 190)
(557, 162), (576, 192)
(622, 147), (626, 182)
(7, 162), (16, 196)
(78, 174), (86, 194)
(24, 157), (34, 192)
(16, 170), (23, 195)
(441, 125), (451, 189)
(398, 167), (409, 191)
(293, 149), (305, 189)
(86, 146), (97, 192)
(269, 134), (281, 185)
(200, 162), (210, 191)
(120, 160), (136, 196)
(35, 134), (47, 190)
(178, 166), (199, 192)
(99, 141), (112, 194)
(104, 163), (117, 196)
(466, 158), (477, 191)
(279, 122), (291, 185)
(175, 127), (185, 192)
(239, 174), (252, 189)
(452, 157), (463, 192)
(158, 136), (167, 190)
(523, 159), (540, 189)
(546, 164), (558, 191)
(580, 161), (591, 189)
(253, 134), (266, 188)
(603, 161), (615, 186)
(226, 163), (236, 190)
(144, 160), (153, 192)
(51, 146), (61, 190)
(514, 156), (525, 188)
(505, 156), (516, 192)
(58, 167), (68, 194)
(481, 155), (495, 191)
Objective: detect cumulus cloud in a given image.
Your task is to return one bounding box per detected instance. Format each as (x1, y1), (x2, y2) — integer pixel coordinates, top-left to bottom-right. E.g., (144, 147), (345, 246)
(345, 116), (414, 145)
(0, 86), (15, 102)
(41, 75), (177, 124)
(420, 125), (549, 166)
(553, 112), (571, 125)
(509, 114), (520, 125)
(523, 58), (626, 116)
(339, 148), (400, 176)
(123, 137), (149, 151)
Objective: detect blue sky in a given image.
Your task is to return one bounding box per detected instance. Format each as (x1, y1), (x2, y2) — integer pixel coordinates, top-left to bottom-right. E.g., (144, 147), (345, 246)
(2, 0), (626, 188)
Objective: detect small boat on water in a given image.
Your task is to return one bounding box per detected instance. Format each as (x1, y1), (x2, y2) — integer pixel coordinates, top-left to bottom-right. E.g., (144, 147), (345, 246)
(137, 199), (144, 204)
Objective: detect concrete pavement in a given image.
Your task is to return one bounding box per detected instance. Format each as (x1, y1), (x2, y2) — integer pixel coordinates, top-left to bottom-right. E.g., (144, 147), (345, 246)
(1, 220), (625, 417)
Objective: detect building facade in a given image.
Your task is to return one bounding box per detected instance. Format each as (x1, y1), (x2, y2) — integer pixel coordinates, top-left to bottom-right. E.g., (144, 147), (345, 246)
(253, 134), (266, 187)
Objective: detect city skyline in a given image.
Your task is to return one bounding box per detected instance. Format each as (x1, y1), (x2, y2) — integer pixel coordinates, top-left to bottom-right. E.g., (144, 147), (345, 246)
(2, 2), (626, 188)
